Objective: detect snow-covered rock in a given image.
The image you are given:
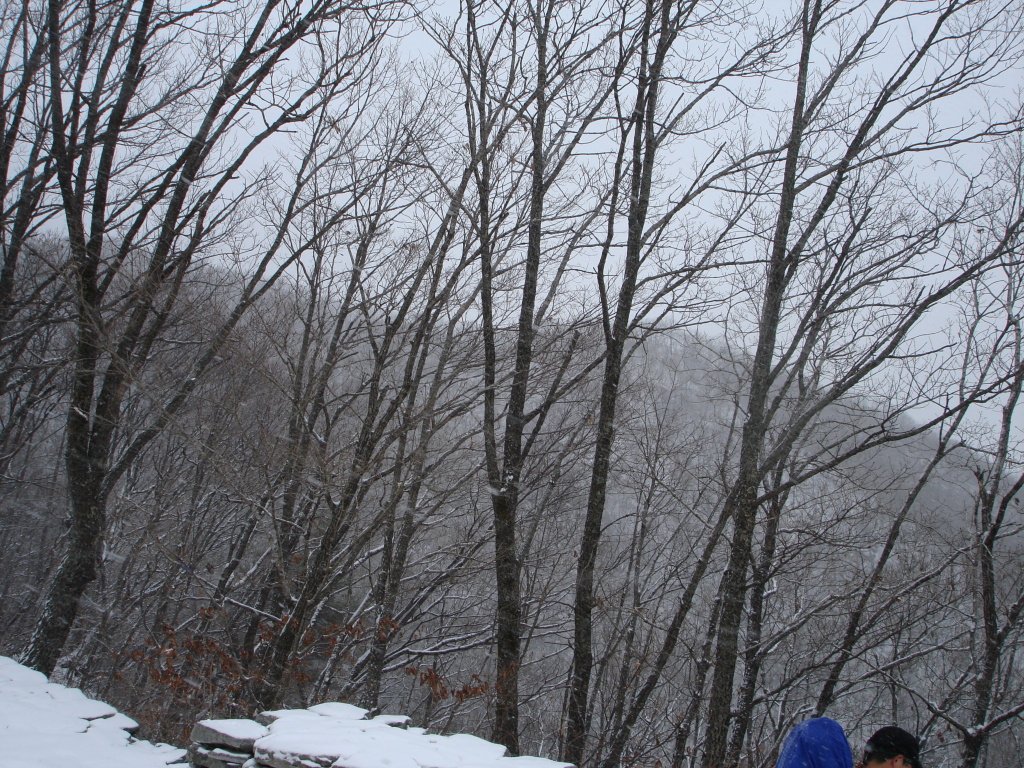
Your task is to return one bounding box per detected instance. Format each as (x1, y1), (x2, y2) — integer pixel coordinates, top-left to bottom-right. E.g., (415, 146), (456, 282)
(192, 719), (269, 751)
(247, 707), (572, 768)
(0, 655), (186, 768)
(188, 743), (252, 768)
(191, 701), (572, 768)
(0, 654), (571, 768)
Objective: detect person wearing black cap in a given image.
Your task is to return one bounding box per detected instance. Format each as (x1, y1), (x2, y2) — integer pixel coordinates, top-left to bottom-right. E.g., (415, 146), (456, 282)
(856, 726), (923, 768)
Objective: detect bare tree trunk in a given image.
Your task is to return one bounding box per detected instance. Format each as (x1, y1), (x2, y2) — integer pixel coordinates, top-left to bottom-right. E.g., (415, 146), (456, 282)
(725, 473), (787, 766)
(565, 0), (777, 757)
(564, 0), (672, 759)
(960, 285), (1024, 768)
(22, 0), (405, 675)
(699, 2), (997, 762)
(24, 0), (158, 674)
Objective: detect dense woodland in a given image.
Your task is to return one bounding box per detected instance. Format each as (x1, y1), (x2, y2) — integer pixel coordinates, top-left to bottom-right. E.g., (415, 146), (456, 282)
(2, 0), (1024, 766)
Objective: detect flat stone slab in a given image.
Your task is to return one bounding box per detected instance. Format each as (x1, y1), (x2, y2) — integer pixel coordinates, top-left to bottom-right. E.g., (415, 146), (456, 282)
(192, 718), (269, 750)
(195, 704), (574, 768)
(256, 710), (330, 726)
(253, 745), (330, 768)
(307, 703), (368, 721)
(371, 715), (410, 728)
(89, 710), (141, 734)
(252, 716), (510, 768)
(188, 743), (252, 768)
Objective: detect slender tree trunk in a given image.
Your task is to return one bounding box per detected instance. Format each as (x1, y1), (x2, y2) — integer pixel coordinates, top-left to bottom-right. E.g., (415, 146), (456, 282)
(699, 5), (819, 763)
(671, 595), (723, 768)
(961, 340), (1024, 768)
(474, 0), (553, 750)
(564, 0), (683, 760)
(726, 480), (786, 765)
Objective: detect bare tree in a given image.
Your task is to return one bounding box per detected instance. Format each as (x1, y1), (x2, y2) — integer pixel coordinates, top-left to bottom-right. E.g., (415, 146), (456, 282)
(698, 2), (1024, 766)
(560, 0), (779, 760)
(432, 0), (623, 750)
(21, 0), (410, 676)
(902, 141), (1024, 768)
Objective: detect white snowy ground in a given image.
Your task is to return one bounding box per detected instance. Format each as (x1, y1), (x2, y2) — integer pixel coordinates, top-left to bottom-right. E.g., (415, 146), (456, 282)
(0, 655), (573, 768)
(0, 655), (186, 767)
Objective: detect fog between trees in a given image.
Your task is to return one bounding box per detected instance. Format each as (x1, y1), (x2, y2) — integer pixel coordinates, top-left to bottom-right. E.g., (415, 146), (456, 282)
(2, 0), (1024, 766)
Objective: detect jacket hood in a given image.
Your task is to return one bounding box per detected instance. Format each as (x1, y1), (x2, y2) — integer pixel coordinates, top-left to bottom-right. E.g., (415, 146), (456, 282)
(775, 718), (853, 768)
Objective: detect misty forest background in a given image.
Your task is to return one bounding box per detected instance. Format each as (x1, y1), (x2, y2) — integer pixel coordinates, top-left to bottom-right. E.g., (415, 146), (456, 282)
(2, 0), (1024, 766)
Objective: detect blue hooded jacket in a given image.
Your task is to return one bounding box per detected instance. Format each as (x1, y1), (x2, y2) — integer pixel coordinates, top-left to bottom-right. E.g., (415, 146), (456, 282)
(775, 718), (853, 768)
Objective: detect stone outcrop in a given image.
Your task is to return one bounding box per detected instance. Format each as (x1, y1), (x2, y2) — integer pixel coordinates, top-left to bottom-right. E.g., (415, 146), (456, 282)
(185, 705), (573, 768)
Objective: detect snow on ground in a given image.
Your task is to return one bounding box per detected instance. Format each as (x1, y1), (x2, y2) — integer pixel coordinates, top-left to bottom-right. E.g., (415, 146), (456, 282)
(0, 655), (185, 768)
(250, 705), (571, 768)
(0, 654), (574, 768)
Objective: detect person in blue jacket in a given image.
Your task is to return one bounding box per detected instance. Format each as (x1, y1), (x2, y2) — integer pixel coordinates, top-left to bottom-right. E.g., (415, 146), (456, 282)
(775, 717), (854, 768)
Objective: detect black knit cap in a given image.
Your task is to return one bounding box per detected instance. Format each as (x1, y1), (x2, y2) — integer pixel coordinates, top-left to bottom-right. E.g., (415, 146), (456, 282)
(864, 727), (922, 768)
